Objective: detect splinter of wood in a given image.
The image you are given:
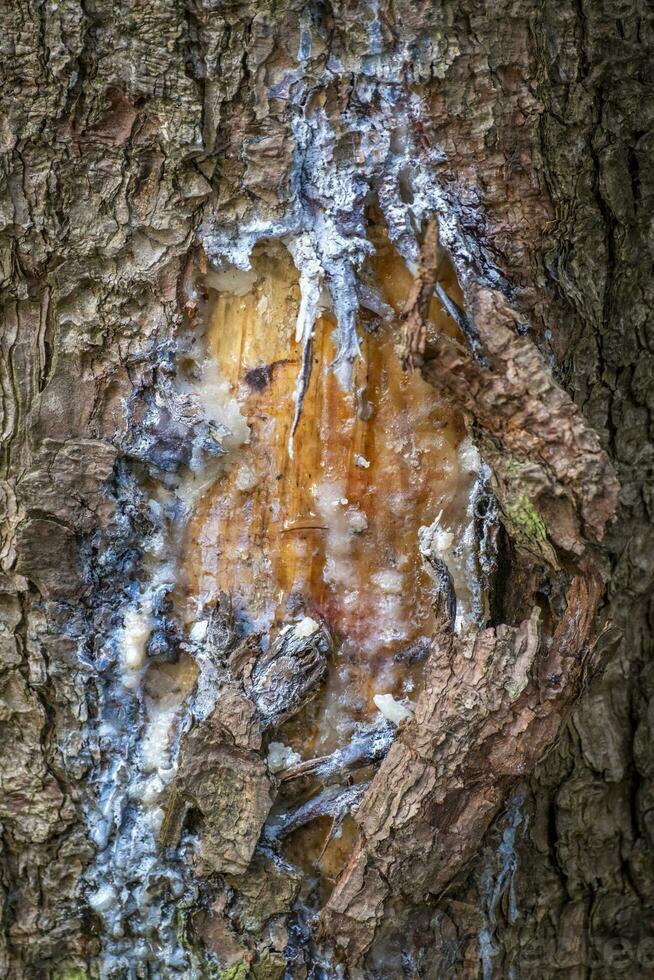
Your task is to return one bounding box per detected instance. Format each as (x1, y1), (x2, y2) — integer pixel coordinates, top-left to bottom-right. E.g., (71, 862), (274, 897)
(401, 217), (444, 370)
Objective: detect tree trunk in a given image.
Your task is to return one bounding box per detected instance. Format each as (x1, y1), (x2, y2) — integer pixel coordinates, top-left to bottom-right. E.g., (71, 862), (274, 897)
(1, 1), (651, 977)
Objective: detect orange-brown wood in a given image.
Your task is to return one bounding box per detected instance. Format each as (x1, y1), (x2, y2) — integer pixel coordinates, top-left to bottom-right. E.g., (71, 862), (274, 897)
(182, 229), (471, 751)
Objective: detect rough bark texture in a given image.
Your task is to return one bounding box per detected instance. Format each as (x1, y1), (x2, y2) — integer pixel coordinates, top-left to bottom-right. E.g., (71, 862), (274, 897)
(0, 1), (652, 978)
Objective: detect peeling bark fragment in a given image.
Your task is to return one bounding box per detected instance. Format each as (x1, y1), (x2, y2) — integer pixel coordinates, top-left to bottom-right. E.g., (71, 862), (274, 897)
(320, 570), (603, 960)
(197, 836), (301, 969)
(163, 610), (331, 880)
(245, 620), (331, 729)
(267, 784), (368, 842)
(280, 723), (394, 785)
(161, 682), (273, 876)
(399, 218), (618, 550)
(419, 550), (457, 631)
(420, 284), (619, 549)
(314, 223), (619, 963)
(434, 282), (488, 366)
(401, 218), (445, 370)
(225, 851), (302, 935)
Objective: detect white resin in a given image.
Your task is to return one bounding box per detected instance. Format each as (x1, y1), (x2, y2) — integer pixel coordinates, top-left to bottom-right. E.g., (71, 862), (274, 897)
(373, 693), (414, 725)
(88, 884), (117, 914)
(267, 741), (302, 774)
(419, 437), (486, 631)
(234, 462), (259, 492)
(295, 616), (320, 638)
(121, 606), (151, 674)
(371, 569), (404, 595)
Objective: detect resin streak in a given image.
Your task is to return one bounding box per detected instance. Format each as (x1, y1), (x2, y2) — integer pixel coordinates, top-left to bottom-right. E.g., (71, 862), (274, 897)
(184, 233), (476, 758)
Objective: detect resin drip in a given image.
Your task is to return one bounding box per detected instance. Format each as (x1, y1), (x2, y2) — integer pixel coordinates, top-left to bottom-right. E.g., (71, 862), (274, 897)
(82, 293), (253, 975)
(184, 231), (480, 757)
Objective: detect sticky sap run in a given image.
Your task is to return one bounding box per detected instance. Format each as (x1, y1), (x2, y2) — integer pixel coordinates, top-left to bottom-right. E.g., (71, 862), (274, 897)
(182, 228), (476, 767)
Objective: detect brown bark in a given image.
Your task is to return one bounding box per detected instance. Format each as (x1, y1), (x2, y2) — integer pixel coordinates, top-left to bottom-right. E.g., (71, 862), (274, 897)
(0, 1), (652, 978)
(319, 221), (617, 961)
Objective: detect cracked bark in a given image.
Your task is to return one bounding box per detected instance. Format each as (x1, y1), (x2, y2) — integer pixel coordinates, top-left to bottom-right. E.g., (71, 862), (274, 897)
(1, 1), (652, 978)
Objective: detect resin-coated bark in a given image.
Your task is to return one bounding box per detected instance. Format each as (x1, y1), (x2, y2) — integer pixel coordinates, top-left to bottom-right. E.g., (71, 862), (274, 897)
(0, 1), (652, 978)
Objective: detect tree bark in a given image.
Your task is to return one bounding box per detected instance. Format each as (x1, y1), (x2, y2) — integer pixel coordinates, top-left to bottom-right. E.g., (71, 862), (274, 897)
(0, 1), (652, 978)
